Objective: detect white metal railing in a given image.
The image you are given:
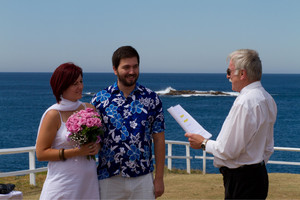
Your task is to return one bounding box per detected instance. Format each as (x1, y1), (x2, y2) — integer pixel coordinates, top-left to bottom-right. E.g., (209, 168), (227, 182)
(193, 146), (300, 175)
(1, 141), (300, 185)
(0, 146), (47, 186)
(166, 140), (192, 174)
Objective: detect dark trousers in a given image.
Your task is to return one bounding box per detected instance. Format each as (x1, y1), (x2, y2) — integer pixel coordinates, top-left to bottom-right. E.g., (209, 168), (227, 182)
(219, 162), (268, 200)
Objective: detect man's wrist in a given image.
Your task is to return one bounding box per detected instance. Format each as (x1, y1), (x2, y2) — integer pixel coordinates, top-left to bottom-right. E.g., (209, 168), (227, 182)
(201, 139), (209, 150)
(154, 170), (164, 179)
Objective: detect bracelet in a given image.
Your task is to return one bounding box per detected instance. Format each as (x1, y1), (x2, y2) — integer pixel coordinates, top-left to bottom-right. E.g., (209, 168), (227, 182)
(59, 148), (66, 161)
(61, 148), (66, 161)
(58, 148), (63, 160)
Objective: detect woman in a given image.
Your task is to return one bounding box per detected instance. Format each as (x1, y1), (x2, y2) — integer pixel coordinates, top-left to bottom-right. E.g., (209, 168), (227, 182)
(36, 62), (100, 199)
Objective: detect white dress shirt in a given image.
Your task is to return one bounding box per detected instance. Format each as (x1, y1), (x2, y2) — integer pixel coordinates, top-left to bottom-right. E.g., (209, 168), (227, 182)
(206, 81), (277, 168)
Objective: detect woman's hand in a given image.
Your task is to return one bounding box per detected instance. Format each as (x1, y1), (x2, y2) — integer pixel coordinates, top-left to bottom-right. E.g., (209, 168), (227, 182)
(77, 142), (100, 156)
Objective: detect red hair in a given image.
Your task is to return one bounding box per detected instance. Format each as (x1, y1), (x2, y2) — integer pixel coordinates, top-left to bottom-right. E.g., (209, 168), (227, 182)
(50, 62), (83, 103)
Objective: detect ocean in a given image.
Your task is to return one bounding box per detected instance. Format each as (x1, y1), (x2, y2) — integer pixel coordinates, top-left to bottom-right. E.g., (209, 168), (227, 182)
(0, 72), (299, 174)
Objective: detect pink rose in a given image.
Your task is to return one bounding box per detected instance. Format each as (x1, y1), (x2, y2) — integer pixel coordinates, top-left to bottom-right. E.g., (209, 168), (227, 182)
(86, 118), (97, 127)
(86, 108), (94, 112)
(94, 118), (102, 127)
(78, 117), (87, 126)
(71, 123), (82, 133)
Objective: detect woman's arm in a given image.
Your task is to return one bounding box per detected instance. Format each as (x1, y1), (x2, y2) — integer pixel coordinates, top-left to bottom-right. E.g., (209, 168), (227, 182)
(36, 110), (62, 161)
(36, 109), (99, 161)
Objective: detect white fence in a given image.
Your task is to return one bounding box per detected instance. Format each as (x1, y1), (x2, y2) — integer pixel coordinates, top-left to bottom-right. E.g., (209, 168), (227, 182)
(1, 140), (300, 185)
(0, 146), (47, 186)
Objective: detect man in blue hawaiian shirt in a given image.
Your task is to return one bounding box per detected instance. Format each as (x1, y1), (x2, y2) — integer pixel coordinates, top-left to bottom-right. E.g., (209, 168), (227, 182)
(91, 46), (165, 199)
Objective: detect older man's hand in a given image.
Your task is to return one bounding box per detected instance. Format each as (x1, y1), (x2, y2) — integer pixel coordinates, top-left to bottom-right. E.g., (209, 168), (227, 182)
(184, 133), (205, 149)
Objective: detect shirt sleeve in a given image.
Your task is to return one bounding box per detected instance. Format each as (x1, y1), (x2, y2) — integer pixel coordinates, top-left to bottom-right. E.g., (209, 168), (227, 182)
(206, 103), (257, 160)
(263, 130), (274, 163)
(152, 95), (165, 134)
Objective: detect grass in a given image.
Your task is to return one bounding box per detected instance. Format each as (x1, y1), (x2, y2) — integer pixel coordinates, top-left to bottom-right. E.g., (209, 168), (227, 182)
(1, 169), (300, 199)
(0, 171), (46, 200)
(162, 171), (300, 199)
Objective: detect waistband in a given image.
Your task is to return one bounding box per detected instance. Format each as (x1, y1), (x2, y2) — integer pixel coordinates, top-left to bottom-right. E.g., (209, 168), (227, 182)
(219, 161), (265, 173)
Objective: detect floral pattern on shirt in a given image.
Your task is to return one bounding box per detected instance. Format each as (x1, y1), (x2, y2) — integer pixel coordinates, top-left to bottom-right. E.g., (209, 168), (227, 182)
(91, 82), (165, 179)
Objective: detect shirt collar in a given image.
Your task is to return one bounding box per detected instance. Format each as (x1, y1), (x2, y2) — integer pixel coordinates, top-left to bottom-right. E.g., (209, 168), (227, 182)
(240, 81), (262, 95)
(111, 82), (142, 96)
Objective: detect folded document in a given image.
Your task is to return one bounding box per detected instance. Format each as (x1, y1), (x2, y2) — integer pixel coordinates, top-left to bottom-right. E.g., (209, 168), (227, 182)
(167, 104), (212, 139)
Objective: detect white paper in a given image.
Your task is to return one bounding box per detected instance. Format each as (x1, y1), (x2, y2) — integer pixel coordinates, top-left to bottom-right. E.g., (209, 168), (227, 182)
(167, 104), (212, 139)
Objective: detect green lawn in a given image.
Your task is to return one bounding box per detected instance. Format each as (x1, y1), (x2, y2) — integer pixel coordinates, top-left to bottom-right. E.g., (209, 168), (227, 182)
(1, 170), (300, 199)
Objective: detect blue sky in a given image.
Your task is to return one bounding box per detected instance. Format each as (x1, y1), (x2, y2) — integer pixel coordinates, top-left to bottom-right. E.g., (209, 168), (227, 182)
(1, 0), (299, 73)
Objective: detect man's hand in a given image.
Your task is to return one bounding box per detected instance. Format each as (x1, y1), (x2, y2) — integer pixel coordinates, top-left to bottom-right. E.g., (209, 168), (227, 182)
(153, 177), (164, 198)
(184, 133), (205, 149)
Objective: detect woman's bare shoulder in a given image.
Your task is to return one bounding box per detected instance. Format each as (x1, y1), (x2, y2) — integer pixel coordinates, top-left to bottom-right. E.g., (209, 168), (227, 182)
(43, 109), (60, 121)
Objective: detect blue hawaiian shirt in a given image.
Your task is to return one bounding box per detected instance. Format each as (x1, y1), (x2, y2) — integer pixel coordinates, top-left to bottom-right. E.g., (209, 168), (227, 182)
(91, 82), (165, 180)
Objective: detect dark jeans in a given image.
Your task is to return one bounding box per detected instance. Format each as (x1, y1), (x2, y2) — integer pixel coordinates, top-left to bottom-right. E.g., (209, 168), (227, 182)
(219, 161), (268, 200)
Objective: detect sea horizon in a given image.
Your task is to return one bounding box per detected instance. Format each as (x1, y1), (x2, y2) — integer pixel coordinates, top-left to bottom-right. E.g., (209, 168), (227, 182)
(1, 71), (300, 75)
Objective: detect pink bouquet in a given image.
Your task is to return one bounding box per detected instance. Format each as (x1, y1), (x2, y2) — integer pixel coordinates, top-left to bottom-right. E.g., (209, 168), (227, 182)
(66, 108), (103, 160)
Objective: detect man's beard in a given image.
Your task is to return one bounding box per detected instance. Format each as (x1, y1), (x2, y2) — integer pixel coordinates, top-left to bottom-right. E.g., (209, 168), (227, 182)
(118, 73), (139, 87)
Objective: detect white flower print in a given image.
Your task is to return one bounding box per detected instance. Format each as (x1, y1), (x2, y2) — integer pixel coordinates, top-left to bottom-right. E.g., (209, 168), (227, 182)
(113, 97), (125, 106)
(155, 96), (160, 106)
(114, 135), (121, 143)
(145, 88), (152, 94)
(123, 109), (131, 118)
(103, 116), (109, 123)
(119, 147), (126, 155)
(125, 161), (140, 174)
(129, 133), (141, 145)
(140, 97), (151, 107)
(130, 119), (138, 129)
(149, 99), (155, 109)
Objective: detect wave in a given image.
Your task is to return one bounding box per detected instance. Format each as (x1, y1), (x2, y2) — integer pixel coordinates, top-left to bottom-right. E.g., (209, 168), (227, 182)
(156, 87), (239, 97)
(83, 92), (95, 96)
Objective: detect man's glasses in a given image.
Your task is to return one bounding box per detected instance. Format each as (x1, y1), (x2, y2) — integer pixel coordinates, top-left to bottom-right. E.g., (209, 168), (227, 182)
(227, 68), (232, 76)
(227, 68), (239, 76)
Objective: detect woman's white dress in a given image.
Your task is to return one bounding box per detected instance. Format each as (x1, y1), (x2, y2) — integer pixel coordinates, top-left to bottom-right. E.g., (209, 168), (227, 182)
(39, 111), (100, 200)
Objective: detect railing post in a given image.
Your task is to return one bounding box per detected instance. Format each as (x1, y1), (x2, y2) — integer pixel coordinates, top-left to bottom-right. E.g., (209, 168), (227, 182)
(168, 143), (172, 170)
(202, 150), (206, 175)
(29, 150), (36, 186)
(186, 144), (191, 174)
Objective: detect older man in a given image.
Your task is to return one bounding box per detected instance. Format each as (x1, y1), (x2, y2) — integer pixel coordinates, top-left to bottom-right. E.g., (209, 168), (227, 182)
(185, 49), (277, 199)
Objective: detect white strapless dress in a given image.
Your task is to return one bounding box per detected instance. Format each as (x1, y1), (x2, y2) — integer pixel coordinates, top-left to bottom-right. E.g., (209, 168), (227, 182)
(39, 119), (100, 200)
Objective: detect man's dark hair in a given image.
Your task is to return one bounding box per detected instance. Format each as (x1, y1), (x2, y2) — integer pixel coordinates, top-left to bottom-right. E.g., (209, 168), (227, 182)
(112, 46), (140, 69)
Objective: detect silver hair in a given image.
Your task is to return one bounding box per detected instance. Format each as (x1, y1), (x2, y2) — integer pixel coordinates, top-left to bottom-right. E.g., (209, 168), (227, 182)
(227, 49), (262, 81)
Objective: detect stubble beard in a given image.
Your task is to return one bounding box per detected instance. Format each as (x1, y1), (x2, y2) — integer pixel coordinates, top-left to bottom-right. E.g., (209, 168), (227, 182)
(118, 73), (139, 87)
